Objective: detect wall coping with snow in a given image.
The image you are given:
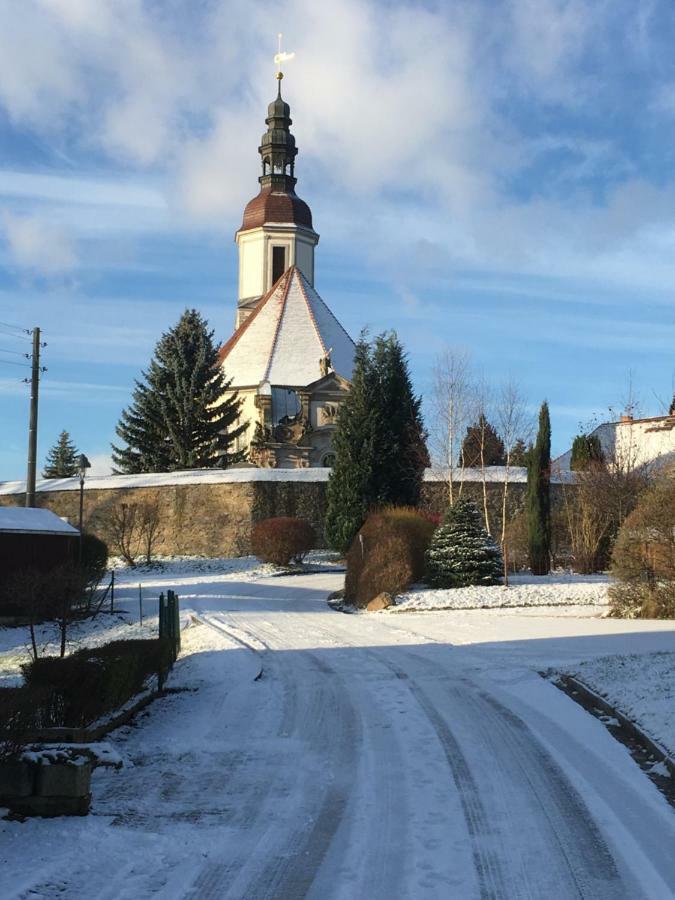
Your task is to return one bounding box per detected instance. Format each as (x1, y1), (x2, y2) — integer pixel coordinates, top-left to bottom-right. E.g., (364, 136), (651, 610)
(0, 465), (567, 497)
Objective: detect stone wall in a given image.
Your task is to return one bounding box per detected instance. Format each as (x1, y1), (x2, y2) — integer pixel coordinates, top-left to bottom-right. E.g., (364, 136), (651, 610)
(0, 470), (550, 557)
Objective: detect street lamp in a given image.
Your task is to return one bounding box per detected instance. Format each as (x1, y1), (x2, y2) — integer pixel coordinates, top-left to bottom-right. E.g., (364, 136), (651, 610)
(77, 453), (91, 563)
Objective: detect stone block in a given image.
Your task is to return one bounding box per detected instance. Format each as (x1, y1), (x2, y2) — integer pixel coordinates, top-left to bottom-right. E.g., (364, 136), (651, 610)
(36, 761), (91, 798)
(366, 592), (392, 612)
(0, 761), (35, 799)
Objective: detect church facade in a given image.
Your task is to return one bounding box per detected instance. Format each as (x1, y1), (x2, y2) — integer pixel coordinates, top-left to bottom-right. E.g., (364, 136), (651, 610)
(219, 75), (354, 468)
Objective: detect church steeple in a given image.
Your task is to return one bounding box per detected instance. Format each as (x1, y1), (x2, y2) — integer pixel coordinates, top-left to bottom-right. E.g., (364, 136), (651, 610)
(259, 76), (298, 190)
(234, 73), (319, 329)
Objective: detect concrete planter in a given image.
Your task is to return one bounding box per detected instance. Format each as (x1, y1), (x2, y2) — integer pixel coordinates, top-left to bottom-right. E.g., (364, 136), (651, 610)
(0, 758), (92, 818)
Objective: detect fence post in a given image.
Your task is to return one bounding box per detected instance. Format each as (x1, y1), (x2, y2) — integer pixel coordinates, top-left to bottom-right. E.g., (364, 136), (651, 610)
(138, 583), (143, 626)
(159, 591), (165, 640)
(173, 591), (180, 655)
(110, 570), (115, 614)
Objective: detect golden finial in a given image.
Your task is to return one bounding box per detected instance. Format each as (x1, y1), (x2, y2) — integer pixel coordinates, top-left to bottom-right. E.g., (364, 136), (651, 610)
(274, 32), (295, 82)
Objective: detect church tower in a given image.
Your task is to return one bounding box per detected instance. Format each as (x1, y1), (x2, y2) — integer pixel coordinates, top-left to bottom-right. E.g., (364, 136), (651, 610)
(234, 74), (319, 328)
(220, 68), (354, 469)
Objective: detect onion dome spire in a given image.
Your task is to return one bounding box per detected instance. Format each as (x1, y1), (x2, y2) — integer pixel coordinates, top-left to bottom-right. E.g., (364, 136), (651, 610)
(258, 74), (298, 190)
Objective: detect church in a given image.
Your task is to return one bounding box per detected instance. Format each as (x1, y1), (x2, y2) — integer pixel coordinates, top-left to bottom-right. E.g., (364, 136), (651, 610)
(218, 72), (355, 468)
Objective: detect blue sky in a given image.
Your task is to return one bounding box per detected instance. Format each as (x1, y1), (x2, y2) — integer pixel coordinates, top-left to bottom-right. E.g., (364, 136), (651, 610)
(2, 0), (675, 479)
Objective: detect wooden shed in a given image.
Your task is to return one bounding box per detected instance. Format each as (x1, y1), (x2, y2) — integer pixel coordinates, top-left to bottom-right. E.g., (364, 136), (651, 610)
(0, 507), (78, 590)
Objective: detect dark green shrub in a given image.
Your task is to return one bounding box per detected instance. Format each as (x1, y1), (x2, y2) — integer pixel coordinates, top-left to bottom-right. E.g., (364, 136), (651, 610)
(80, 532), (108, 581)
(21, 638), (172, 727)
(251, 517), (315, 567)
(345, 507), (436, 608)
(425, 499), (503, 588)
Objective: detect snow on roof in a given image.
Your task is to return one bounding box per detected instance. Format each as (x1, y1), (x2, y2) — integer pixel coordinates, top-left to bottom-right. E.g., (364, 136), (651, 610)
(0, 507), (78, 535)
(219, 266), (355, 388)
(0, 465), (564, 496)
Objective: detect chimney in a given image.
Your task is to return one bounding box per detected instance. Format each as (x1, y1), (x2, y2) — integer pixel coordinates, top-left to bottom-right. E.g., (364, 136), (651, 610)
(620, 414), (633, 423)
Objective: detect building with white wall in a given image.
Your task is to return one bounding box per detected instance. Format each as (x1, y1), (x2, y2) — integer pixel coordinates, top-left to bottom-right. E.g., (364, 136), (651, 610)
(555, 414), (675, 473)
(219, 73), (354, 468)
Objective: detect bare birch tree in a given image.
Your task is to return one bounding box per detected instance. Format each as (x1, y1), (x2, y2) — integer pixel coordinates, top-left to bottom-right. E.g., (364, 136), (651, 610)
(429, 349), (473, 506)
(496, 379), (531, 583)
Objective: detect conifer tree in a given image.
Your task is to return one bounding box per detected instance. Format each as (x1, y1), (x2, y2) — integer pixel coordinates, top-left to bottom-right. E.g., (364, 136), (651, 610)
(371, 332), (429, 507)
(510, 438), (529, 467)
(112, 309), (246, 473)
(527, 401), (551, 575)
(570, 433), (603, 471)
(325, 331), (429, 553)
(425, 498), (502, 587)
(461, 415), (506, 467)
(325, 336), (379, 553)
(43, 430), (79, 478)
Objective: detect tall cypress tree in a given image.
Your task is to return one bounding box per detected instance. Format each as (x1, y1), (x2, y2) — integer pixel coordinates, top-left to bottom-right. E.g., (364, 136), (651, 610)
(372, 332), (428, 506)
(325, 336), (379, 553)
(43, 430), (79, 478)
(112, 309), (246, 473)
(527, 401), (551, 575)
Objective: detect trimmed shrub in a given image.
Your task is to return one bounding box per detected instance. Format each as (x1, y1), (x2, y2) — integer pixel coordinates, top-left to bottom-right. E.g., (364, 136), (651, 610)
(609, 478), (675, 618)
(21, 638), (173, 728)
(425, 499), (503, 588)
(251, 517), (315, 567)
(345, 507), (436, 608)
(80, 532), (108, 582)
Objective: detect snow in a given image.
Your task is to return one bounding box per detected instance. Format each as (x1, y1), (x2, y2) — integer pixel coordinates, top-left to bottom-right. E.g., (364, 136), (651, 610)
(564, 651), (675, 759)
(0, 465), (565, 495)
(220, 266), (355, 388)
(393, 572), (610, 612)
(2, 563), (675, 898)
(0, 507), (78, 535)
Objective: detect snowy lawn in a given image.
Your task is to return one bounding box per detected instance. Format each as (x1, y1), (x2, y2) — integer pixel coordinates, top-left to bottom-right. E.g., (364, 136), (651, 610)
(563, 652), (675, 759)
(0, 551), (342, 687)
(392, 573), (610, 612)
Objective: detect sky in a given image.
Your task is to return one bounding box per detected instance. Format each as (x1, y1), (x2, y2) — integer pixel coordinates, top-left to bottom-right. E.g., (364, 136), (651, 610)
(2, 0), (675, 480)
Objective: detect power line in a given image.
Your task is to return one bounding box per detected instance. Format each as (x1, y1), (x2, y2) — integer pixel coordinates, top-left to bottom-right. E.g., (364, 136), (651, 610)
(0, 327), (31, 342)
(0, 358), (32, 369)
(0, 320), (30, 333)
(0, 347), (28, 357)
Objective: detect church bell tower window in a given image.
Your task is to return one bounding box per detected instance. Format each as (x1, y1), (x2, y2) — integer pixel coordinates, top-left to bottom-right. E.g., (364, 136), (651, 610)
(272, 246), (286, 284)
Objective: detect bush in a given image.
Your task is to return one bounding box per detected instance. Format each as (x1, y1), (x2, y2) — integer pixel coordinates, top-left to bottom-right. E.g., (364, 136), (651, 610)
(345, 507), (436, 608)
(80, 532), (108, 582)
(609, 478), (675, 618)
(425, 499), (503, 588)
(251, 517), (315, 567)
(21, 638), (173, 728)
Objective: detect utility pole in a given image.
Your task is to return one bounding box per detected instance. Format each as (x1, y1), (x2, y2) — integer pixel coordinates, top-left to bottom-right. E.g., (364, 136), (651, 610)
(25, 327), (41, 508)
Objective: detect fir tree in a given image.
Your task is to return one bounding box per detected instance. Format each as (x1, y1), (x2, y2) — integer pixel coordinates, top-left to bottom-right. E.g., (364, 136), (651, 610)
(461, 415), (506, 467)
(509, 438), (529, 467)
(371, 332), (429, 507)
(570, 433), (603, 471)
(325, 331), (429, 553)
(43, 430), (79, 478)
(527, 401), (551, 575)
(325, 336), (380, 553)
(425, 498), (502, 588)
(112, 309), (246, 473)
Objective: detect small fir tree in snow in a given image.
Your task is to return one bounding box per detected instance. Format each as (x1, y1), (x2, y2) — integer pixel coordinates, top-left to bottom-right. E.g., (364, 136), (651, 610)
(425, 498), (503, 588)
(112, 309), (246, 473)
(43, 430), (79, 478)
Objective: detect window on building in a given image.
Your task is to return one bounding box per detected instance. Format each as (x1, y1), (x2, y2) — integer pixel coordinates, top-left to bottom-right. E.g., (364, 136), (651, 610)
(272, 246), (286, 285)
(271, 387), (301, 425)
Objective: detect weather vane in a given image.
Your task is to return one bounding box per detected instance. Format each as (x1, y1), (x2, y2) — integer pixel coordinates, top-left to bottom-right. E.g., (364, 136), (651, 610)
(274, 32), (295, 81)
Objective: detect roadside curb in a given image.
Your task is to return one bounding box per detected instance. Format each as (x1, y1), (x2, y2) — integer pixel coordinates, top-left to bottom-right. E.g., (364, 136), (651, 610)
(551, 672), (675, 801)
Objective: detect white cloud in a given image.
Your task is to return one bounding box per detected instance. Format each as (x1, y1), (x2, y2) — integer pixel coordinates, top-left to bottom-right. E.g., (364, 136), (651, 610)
(2, 211), (77, 273)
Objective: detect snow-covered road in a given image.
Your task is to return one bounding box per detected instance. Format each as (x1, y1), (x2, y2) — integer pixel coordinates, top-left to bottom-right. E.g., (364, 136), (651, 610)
(3, 571), (675, 899)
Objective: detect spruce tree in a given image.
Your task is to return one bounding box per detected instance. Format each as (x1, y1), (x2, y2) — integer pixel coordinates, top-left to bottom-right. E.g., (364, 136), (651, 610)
(509, 438), (529, 467)
(43, 430), (79, 478)
(325, 336), (379, 553)
(112, 309), (246, 473)
(425, 498), (503, 588)
(527, 401), (551, 575)
(461, 415), (506, 467)
(371, 332), (429, 507)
